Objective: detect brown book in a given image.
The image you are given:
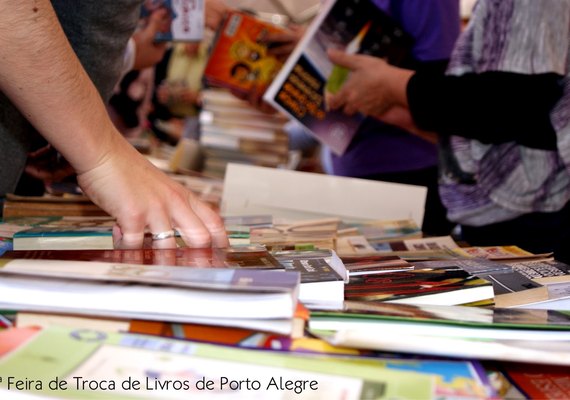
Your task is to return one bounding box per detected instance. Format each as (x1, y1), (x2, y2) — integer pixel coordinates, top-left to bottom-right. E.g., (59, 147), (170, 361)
(3, 194), (107, 218)
(1, 245), (282, 270)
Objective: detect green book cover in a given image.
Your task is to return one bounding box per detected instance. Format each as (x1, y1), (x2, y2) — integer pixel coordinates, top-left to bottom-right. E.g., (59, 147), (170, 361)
(0, 326), (433, 399)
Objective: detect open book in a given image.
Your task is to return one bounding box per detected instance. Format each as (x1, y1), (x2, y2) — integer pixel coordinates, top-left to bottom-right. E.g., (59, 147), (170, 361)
(263, 0), (413, 155)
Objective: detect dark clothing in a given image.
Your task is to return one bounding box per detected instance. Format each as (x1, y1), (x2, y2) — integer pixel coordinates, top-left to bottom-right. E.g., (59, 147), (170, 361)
(461, 200), (570, 264)
(0, 0), (142, 206)
(407, 71), (563, 150)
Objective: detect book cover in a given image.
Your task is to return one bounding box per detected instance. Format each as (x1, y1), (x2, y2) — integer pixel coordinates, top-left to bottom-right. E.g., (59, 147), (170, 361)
(203, 11), (284, 95)
(0, 266), (300, 334)
(129, 301), (309, 342)
(506, 258), (570, 284)
(340, 255), (412, 276)
(140, 0), (204, 42)
(312, 303), (570, 365)
(273, 249), (347, 309)
(336, 235), (459, 259)
(2, 246), (282, 270)
(263, 0), (414, 155)
(0, 326), (434, 399)
(312, 301), (570, 331)
(0, 258), (299, 293)
(339, 218), (422, 242)
(2, 194), (107, 218)
(488, 259), (570, 309)
(344, 266), (494, 306)
(452, 245), (548, 261)
(9, 216), (116, 251)
(501, 362), (570, 399)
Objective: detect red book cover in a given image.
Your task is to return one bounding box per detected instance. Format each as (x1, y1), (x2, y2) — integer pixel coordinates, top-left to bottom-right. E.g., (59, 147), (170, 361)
(502, 362), (570, 399)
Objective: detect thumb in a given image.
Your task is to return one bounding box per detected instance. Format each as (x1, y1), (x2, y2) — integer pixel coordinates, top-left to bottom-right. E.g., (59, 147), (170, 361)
(327, 48), (361, 70)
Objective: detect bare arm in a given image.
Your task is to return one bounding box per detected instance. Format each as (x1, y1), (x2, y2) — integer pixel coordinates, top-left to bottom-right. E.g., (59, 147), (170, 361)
(0, 0), (228, 248)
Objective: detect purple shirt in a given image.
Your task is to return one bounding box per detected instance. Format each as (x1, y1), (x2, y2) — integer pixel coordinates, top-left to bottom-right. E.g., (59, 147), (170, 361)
(332, 0), (460, 177)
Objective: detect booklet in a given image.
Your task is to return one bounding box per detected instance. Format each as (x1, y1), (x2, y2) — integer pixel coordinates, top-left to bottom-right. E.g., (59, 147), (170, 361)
(204, 11), (285, 95)
(140, 0), (204, 42)
(263, 0), (413, 155)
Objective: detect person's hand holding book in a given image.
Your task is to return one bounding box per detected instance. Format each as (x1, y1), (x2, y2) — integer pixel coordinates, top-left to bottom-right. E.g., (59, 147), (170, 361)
(326, 49), (439, 143)
(325, 49), (413, 117)
(131, 8), (169, 71)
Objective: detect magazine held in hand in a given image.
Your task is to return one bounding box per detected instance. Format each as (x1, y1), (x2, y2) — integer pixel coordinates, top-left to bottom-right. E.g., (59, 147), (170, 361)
(263, 0), (413, 155)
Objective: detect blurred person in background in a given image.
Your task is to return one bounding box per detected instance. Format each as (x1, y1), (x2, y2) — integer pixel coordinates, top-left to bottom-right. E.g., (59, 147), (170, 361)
(327, 0), (570, 261)
(0, 0), (230, 248)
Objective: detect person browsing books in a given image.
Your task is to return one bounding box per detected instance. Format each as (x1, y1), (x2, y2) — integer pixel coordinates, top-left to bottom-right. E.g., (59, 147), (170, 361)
(327, 0), (461, 237)
(251, 0), (460, 236)
(0, 0), (230, 248)
(326, 0), (570, 262)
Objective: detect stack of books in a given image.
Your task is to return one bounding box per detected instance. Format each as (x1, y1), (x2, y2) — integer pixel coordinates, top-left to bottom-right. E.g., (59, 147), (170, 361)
(0, 254), (300, 336)
(199, 89), (290, 177)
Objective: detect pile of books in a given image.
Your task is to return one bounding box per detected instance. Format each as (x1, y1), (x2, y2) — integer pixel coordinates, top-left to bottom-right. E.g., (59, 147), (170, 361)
(1, 1), (570, 393)
(199, 89), (290, 177)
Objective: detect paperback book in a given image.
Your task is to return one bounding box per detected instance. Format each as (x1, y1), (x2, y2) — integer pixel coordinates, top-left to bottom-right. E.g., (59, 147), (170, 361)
(263, 0), (414, 155)
(491, 258), (570, 310)
(311, 301), (570, 365)
(203, 11), (285, 95)
(0, 326), (435, 399)
(2, 245), (282, 270)
(140, 0), (204, 42)
(344, 266), (494, 306)
(273, 249), (347, 309)
(0, 258), (300, 334)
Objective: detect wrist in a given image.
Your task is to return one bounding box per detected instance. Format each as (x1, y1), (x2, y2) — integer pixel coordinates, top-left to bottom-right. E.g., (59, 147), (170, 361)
(390, 68), (414, 108)
(71, 123), (133, 175)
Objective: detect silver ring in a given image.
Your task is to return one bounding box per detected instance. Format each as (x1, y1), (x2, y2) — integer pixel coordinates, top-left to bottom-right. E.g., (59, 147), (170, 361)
(151, 230), (176, 240)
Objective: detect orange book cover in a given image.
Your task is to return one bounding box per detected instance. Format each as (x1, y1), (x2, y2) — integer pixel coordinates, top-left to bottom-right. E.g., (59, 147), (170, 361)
(204, 11), (284, 94)
(129, 302), (309, 343)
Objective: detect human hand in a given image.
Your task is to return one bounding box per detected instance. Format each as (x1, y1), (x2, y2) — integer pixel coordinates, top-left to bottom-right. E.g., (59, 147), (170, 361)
(325, 49), (413, 117)
(131, 8), (169, 70)
(77, 135), (229, 249)
(205, 0), (230, 30)
(264, 25), (305, 61)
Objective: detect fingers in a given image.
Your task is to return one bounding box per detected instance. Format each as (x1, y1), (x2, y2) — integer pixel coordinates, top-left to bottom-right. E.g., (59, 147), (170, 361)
(173, 192), (229, 248)
(148, 212), (178, 249)
(114, 221), (145, 249)
(327, 49), (362, 70)
(326, 85), (351, 112)
(264, 31), (299, 58)
(189, 198), (230, 248)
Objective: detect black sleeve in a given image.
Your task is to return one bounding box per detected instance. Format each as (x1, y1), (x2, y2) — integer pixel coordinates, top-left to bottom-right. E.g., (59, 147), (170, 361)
(407, 70), (564, 150)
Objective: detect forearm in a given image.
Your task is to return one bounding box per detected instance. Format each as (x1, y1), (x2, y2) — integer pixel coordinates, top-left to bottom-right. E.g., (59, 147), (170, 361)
(0, 0), (124, 173)
(407, 70), (563, 149)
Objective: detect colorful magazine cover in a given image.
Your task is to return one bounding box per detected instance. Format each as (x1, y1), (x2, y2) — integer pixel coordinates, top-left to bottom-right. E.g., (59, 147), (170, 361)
(204, 11), (285, 95)
(263, 0), (413, 155)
